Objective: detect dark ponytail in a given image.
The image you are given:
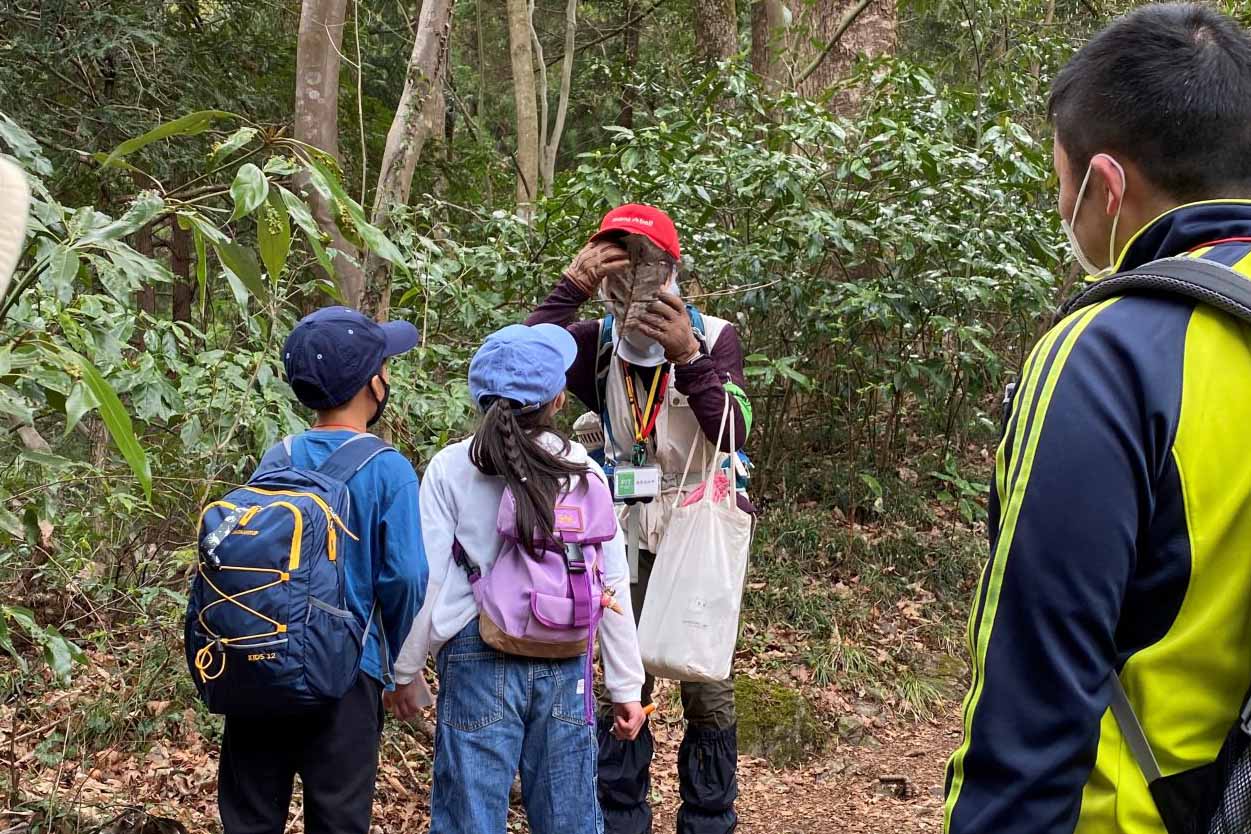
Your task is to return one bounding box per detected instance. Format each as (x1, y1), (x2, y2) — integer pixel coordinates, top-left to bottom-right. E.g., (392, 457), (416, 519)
(469, 398), (589, 558)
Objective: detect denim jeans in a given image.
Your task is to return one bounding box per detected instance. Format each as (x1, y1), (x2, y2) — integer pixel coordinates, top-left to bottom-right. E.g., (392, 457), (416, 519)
(429, 619), (602, 834)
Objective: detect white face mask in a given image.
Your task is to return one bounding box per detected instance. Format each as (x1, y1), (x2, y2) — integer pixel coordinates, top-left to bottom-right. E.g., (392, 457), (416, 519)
(1061, 154), (1126, 277)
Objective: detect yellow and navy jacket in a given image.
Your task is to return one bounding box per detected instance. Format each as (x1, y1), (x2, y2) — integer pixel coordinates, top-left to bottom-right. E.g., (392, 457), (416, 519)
(945, 202), (1251, 834)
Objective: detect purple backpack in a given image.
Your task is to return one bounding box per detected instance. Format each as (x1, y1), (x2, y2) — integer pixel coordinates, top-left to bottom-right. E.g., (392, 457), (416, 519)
(452, 471), (618, 721)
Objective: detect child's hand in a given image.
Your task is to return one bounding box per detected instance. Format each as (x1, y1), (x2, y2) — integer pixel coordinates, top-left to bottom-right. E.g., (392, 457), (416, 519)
(384, 681), (425, 722)
(612, 701), (648, 741)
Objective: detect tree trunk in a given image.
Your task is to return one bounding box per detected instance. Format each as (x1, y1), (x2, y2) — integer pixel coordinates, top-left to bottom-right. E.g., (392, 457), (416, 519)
(751, 0), (789, 92)
(134, 226), (156, 318)
(359, 0), (455, 319)
(693, 0), (738, 64)
(476, 0), (494, 205)
(294, 0), (366, 306)
(506, 0), (539, 224)
(538, 0), (577, 195)
(170, 221), (194, 324)
(785, 0), (896, 102)
(619, 0), (641, 129)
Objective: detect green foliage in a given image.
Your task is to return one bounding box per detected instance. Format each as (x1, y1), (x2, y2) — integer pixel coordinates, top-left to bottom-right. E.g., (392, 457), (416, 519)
(932, 456), (991, 524)
(550, 60), (1056, 498)
(0, 604), (85, 681)
(0, 0), (1108, 711)
(0, 109), (411, 681)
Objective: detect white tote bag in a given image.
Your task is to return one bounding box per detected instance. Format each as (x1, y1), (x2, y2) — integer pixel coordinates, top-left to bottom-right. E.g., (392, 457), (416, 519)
(637, 398), (752, 682)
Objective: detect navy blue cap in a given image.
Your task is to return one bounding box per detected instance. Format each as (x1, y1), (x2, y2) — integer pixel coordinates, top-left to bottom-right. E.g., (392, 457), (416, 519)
(283, 306), (419, 410)
(469, 324), (577, 411)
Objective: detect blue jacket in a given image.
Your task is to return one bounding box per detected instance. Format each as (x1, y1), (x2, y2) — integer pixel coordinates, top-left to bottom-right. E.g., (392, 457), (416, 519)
(945, 202), (1251, 833)
(276, 430), (428, 688)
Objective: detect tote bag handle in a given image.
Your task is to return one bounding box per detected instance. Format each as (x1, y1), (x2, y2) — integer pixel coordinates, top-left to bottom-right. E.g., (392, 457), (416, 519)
(671, 393), (737, 511)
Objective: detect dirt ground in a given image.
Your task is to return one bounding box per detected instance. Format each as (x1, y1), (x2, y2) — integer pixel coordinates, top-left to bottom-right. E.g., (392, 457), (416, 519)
(649, 703), (958, 834)
(1, 662), (962, 833)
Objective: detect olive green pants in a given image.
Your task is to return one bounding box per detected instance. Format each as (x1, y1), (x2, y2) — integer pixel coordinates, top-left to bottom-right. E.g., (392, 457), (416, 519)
(599, 549), (736, 730)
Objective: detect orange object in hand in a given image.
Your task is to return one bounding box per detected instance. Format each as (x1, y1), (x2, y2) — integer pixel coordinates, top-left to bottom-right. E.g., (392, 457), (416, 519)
(643, 703), (657, 717)
(601, 589), (624, 615)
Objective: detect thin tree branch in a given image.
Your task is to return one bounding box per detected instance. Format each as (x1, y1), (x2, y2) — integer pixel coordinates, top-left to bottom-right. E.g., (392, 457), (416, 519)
(543, 0), (668, 67)
(542, 0), (577, 194)
(354, 0), (368, 206)
(794, 0), (875, 88)
(529, 0), (550, 193)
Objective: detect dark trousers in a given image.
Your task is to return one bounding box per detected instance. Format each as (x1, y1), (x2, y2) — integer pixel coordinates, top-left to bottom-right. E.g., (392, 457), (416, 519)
(598, 550), (738, 834)
(218, 674), (383, 834)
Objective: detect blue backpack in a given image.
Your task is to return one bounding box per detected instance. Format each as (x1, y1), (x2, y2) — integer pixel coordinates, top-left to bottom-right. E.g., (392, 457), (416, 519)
(185, 433), (393, 716)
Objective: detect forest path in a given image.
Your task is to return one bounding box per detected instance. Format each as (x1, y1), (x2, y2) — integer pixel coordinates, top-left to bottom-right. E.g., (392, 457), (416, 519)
(649, 701), (959, 834)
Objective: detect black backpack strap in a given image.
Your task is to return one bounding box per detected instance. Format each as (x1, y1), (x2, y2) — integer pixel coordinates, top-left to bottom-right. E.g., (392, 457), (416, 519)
(316, 433), (394, 484)
(1062, 256), (1251, 323)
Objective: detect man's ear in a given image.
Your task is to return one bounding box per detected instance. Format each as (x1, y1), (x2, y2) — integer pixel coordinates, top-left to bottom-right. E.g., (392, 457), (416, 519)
(1090, 154), (1126, 218)
(370, 374), (386, 401)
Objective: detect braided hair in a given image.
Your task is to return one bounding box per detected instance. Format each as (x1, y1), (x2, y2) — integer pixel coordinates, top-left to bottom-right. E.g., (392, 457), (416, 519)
(469, 398), (588, 558)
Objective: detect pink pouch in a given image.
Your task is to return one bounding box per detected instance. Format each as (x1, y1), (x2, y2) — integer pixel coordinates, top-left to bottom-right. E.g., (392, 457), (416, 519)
(682, 471), (732, 507)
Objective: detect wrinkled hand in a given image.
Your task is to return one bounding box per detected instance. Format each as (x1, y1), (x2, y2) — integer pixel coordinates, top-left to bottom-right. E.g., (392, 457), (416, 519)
(636, 291), (700, 363)
(383, 680), (425, 722)
(612, 701), (647, 741)
(565, 240), (630, 296)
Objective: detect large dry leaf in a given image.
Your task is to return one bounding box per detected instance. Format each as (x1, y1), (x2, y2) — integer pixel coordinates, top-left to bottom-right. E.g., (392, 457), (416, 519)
(603, 235), (674, 335)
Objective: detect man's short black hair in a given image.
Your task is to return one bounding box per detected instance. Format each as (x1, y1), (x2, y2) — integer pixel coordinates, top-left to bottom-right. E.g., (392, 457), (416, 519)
(1049, 3), (1251, 201)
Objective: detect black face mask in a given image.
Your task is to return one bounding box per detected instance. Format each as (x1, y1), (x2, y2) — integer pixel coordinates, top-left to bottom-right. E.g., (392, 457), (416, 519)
(367, 378), (390, 429)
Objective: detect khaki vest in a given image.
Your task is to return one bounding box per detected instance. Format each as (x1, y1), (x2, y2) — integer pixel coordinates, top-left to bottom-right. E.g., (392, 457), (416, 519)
(601, 314), (741, 552)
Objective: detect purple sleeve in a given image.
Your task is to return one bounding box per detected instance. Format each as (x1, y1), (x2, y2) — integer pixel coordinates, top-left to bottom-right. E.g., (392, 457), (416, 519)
(526, 278), (602, 412)
(673, 323), (750, 453)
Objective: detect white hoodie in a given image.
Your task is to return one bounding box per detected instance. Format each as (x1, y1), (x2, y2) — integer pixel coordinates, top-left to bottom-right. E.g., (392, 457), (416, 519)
(394, 434), (645, 706)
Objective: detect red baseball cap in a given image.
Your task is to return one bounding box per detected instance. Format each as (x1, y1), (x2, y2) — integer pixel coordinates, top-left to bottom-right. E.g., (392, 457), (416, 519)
(591, 204), (681, 260)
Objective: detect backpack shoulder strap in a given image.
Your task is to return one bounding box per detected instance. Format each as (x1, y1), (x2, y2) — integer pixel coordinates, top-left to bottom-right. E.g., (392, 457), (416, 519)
(256, 435), (294, 470)
(1108, 673), (1163, 784)
(316, 433), (394, 484)
(685, 304), (706, 338)
(686, 304), (710, 355)
(251, 436), (295, 480)
(1063, 256), (1251, 322)
(595, 317), (616, 451)
(596, 315), (615, 382)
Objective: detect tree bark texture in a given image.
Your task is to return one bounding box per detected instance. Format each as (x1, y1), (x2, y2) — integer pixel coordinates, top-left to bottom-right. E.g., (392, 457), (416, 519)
(507, 0), (540, 224)
(134, 226), (156, 318)
(750, 0), (895, 103)
(694, 0), (738, 64)
(531, 0), (576, 196)
(750, 0), (789, 92)
(294, 0), (366, 306)
(170, 221), (194, 324)
(359, 0), (455, 319)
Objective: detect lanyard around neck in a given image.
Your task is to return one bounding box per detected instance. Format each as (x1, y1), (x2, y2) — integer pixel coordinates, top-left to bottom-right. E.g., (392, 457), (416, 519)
(622, 362), (670, 445)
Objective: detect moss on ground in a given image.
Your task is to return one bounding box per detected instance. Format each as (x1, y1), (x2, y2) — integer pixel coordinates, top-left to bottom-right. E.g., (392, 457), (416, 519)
(735, 676), (827, 767)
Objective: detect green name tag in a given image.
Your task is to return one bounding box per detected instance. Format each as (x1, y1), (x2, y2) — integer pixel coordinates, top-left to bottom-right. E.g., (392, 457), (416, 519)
(612, 464), (661, 503)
